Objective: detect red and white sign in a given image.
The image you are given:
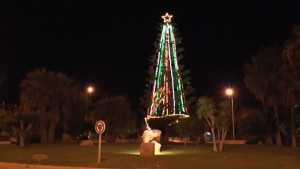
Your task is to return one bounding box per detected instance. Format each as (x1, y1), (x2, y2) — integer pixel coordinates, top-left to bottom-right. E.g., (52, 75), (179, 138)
(95, 120), (106, 134)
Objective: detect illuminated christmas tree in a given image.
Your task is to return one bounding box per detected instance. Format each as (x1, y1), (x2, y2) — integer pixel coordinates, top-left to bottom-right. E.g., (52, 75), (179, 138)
(147, 13), (189, 119)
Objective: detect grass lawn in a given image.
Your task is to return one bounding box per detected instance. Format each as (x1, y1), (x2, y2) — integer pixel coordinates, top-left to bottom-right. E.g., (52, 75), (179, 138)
(0, 142), (299, 169)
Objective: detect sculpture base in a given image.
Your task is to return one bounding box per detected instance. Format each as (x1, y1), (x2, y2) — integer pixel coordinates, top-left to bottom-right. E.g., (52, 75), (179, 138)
(140, 142), (155, 157)
(140, 142), (161, 157)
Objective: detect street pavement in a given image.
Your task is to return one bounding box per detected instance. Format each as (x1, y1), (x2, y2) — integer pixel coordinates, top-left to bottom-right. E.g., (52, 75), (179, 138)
(0, 162), (111, 169)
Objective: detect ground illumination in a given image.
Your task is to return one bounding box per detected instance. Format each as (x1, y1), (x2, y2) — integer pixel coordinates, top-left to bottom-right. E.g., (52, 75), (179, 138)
(122, 149), (185, 156)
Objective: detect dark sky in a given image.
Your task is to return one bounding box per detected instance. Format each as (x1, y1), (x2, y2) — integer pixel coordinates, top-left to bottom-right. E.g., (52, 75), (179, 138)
(0, 1), (300, 108)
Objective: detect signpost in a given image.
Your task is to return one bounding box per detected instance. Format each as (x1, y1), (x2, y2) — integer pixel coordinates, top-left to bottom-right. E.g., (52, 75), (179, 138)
(95, 120), (105, 164)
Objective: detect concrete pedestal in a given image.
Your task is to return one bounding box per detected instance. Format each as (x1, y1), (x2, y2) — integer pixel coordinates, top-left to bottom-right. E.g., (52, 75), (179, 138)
(140, 142), (155, 157)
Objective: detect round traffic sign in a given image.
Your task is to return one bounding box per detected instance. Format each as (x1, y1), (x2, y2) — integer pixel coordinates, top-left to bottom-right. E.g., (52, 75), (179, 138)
(95, 120), (106, 134)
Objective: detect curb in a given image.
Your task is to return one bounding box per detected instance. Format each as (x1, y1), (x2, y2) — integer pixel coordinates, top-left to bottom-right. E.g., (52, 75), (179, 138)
(0, 162), (114, 169)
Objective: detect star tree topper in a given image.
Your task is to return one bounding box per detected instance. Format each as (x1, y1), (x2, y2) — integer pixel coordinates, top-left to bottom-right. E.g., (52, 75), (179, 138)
(162, 12), (173, 23)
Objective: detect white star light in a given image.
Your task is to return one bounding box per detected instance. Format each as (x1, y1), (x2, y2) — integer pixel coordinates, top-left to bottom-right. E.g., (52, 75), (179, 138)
(162, 12), (173, 23)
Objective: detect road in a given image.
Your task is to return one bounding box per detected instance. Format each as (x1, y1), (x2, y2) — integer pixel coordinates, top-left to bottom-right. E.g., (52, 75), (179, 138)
(0, 163), (110, 169)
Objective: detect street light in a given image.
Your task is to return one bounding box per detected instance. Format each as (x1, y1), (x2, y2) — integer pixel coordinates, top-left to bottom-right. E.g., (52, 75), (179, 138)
(83, 85), (94, 139)
(85, 85), (94, 121)
(87, 86), (94, 94)
(226, 88), (235, 140)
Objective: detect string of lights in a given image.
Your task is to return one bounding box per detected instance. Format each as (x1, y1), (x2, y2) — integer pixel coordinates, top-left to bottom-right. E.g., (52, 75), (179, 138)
(148, 13), (188, 119)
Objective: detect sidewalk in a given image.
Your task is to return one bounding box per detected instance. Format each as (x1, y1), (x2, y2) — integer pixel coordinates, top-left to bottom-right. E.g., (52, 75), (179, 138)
(0, 162), (115, 169)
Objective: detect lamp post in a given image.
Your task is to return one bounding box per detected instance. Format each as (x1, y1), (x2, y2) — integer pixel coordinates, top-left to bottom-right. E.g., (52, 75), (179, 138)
(85, 85), (94, 121)
(226, 88), (235, 140)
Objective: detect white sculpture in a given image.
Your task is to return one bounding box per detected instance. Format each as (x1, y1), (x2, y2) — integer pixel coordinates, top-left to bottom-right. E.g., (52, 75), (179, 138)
(142, 118), (162, 154)
(142, 129), (161, 143)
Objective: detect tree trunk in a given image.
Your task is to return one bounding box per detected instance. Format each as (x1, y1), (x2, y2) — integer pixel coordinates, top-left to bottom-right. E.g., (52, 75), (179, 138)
(162, 125), (170, 144)
(40, 124), (48, 144)
(195, 136), (201, 146)
(273, 106), (282, 145)
(19, 120), (25, 147)
(217, 129), (220, 151)
(291, 106), (297, 148)
(47, 124), (56, 144)
(211, 128), (218, 152)
(219, 128), (227, 152)
(39, 109), (48, 144)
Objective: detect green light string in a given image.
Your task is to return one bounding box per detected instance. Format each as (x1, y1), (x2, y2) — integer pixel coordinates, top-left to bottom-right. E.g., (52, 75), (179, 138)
(170, 25), (186, 114)
(149, 25), (166, 116)
(166, 25), (176, 114)
(155, 25), (167, 116)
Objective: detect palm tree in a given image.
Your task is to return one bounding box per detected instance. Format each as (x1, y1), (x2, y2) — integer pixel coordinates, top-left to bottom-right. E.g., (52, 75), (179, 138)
(196, 96), (218, 152)
(217, 100), (231, 151)
(20, 68), (80, 144)
(244, 46), (283, 145)
(282, 25), (300, 148)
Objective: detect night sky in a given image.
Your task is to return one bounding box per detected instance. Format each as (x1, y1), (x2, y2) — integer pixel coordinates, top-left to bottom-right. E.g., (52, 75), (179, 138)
(0, 1), (300, 109)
